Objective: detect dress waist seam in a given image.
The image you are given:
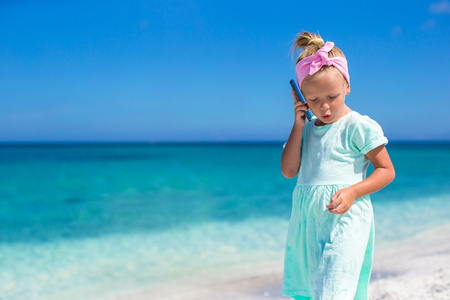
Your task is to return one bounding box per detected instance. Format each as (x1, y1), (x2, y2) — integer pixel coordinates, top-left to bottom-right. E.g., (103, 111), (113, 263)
(295, 182), (360, 187)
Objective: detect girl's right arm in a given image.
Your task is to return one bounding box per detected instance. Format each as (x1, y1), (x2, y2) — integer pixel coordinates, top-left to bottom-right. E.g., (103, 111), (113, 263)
(281, 92), (308, 178)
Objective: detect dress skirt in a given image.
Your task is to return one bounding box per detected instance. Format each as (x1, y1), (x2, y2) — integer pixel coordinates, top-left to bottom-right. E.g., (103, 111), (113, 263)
(282, 183), (374, 300)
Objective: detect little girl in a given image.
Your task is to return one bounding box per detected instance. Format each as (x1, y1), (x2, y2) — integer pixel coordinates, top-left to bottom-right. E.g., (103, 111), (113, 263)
(281, 32), (395, 300)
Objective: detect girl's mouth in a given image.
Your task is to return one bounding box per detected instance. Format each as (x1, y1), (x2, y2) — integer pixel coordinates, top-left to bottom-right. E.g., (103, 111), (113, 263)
(322, 114), (331, 120)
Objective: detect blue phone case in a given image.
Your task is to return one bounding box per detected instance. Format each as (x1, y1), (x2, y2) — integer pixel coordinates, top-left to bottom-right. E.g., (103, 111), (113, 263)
(289, 79), (312, 121)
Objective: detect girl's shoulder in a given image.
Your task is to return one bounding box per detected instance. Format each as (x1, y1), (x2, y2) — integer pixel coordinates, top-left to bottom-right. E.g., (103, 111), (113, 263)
(346, 111), (384, 130)
(346, 111), (388, 154)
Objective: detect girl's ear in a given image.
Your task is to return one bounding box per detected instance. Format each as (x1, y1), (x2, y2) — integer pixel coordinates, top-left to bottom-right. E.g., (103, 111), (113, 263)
(346, 84), (350, 95)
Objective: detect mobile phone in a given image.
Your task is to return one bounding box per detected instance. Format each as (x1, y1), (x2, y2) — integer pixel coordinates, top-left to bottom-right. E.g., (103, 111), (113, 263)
(289, 79), (312, 122)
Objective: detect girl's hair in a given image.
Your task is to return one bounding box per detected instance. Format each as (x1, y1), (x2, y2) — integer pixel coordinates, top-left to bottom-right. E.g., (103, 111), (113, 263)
(291, 31), (346, 64)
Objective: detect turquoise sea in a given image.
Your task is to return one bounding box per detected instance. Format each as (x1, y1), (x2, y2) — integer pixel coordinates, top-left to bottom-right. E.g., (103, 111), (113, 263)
(0, 142), (449, 299)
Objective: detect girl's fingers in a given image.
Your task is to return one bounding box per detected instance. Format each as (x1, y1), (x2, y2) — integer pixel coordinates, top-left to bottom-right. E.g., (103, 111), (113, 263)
(295, 107), (305, 114)
(327, 203), (340, 211)
(295, 107), (307, 113)
(294, 105), (308, 117)
(294, 103), (307, 116)
(328, 201), (344, 214)
(327, 192), (341, 208)
(328, 189), (354, 214)
(330, 207), (343, 214)
(293, 101), (308, 110)
(291, 90), (310, 109)
(292, 96), (308, 124)
(330, 205), (349, 215)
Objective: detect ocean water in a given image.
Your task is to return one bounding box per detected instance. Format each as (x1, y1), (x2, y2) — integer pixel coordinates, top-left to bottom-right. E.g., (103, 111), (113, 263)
(0, 142), (449, 299)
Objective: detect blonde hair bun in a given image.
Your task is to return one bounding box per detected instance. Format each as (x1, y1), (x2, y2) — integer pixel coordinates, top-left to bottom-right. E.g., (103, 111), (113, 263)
(291, 31), (345, 63)
(308, 37), (324, 46)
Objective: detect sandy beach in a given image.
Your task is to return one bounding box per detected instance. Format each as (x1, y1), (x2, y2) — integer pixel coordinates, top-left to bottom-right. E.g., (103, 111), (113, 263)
(106, 223), (450, 300)
(368, 224), (450, 300)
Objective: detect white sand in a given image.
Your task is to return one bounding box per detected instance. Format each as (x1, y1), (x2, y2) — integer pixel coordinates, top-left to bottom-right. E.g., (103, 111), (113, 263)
(101, 261), (288, 300)
(101, 224), (450, 300)
(369, 224), (450, 300)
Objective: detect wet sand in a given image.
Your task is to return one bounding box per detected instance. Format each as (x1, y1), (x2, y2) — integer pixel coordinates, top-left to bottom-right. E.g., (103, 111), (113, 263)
(103, 224), (450, 300)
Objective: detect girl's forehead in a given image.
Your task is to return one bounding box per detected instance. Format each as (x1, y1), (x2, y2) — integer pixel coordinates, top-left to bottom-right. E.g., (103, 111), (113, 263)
(301, 68), (346, 91)
(311, 67), (343, 81)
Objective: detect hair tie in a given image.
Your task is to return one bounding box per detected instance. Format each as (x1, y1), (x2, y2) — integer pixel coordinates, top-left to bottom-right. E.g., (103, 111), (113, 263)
(296, 41), (350, 89)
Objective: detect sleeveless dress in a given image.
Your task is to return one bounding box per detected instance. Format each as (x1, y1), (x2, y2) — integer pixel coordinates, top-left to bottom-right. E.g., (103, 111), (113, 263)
(282, 111), (388, 300)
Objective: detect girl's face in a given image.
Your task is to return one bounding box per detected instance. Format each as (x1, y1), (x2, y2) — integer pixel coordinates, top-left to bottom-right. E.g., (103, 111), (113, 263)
(301, 67), (351, 126)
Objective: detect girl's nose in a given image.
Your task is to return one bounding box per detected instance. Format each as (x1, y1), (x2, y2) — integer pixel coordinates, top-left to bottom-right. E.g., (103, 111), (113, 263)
(321, 103), (330, 110)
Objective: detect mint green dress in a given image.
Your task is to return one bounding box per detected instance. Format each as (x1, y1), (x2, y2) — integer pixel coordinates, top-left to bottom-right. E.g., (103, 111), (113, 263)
(282, 111), (388, 300)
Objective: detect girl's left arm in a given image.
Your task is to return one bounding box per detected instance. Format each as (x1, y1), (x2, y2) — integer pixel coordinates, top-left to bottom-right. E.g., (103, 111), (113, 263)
(327, 145), (395, 214)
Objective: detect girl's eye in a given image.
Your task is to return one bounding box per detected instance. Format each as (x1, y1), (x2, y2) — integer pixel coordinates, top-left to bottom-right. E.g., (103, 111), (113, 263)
(309, 99), (318, 102)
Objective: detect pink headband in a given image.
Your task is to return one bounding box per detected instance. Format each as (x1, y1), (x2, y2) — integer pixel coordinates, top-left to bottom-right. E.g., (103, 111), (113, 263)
(296, 41), (350, 89)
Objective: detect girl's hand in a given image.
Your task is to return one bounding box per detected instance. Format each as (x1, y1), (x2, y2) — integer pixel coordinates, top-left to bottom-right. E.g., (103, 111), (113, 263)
(326, 187), (357, 214)
(292, 90), (308, 127)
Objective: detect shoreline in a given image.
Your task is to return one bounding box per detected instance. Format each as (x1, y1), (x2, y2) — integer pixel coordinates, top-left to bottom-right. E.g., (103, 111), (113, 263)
(104, 222), (450, 300)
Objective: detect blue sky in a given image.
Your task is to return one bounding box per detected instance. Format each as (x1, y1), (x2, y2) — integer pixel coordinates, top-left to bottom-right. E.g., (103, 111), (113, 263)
(0, 0), (449, 142)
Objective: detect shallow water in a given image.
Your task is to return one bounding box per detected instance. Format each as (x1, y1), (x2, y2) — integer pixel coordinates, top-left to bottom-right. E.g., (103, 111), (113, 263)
(0, 142), (448, 299)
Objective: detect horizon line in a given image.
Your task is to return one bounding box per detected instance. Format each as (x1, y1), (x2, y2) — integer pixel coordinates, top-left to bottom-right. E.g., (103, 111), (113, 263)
(0, 140), (449, 146)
